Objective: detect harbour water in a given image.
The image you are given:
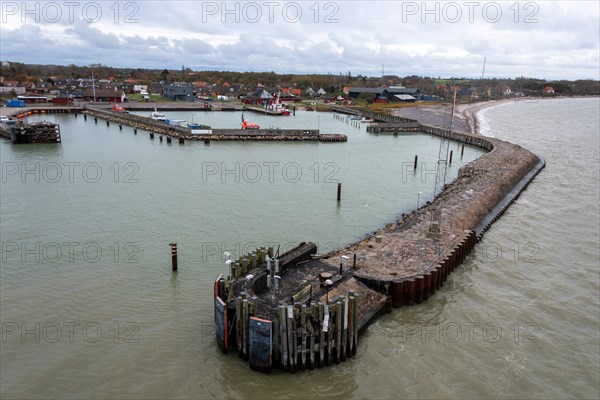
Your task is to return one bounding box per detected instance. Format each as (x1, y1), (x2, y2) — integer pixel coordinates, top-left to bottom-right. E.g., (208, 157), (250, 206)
(1, 99), (598, 399)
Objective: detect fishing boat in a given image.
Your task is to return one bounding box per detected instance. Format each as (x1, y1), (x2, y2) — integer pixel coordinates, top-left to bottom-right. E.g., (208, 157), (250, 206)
(150, 108), (166, 121)
(112, 103), (128, 113)
(241, 113), (259, 129)
(269, 93), (291, 115)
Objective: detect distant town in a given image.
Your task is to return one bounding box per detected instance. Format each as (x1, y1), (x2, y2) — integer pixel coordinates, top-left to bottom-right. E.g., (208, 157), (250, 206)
(1, 61), (598, 107)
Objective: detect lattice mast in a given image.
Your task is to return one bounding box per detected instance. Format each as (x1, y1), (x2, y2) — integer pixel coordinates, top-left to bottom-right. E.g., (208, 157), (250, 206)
(428, 89), (457, 238)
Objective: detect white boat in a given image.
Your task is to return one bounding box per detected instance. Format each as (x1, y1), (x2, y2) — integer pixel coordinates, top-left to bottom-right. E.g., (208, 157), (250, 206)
(0, 115), (17, 128)
(150, 108), (166, 121)
(268, 93), (291, 115)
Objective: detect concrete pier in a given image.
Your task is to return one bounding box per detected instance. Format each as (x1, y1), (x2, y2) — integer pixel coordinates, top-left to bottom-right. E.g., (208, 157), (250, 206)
(214, 108), (545, 373)
(84, 106), (347, 142)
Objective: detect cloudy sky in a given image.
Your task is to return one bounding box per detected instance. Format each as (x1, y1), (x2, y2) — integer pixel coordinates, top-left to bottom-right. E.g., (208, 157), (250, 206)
(1, 1), (598, 79)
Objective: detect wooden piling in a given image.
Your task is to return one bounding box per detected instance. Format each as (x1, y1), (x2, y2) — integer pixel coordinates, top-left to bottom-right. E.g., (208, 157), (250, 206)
(335, 300), (342, 363)
(236, 297), (243, 355)
(318, 302), (325, 368)
(352, 292), (358, 355)
(169, 243), (177, 271)
(242, 299), (249, 361)
(287, 305), (296, 372)
(337, 183), (342, 201)
(310, 301), (317, 367)
(279, 306), (289, 371)
(461, 144), (465, 157)
(301, 304), (307, 371)
(348, 292), (355, 355)
(449, 150), (453, 164)
(340, 296), (347, 361)
(273, 317), (280, 366)
(326, 302), (333, 366)
(414, 155), (418, 170)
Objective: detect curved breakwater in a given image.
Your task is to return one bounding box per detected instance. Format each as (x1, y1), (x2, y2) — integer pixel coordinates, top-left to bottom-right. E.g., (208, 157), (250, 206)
(214, 109), (545, 372)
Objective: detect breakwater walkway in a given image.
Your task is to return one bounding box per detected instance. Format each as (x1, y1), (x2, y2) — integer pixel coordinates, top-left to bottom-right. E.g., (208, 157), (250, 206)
(214, 108), (545, 372)
(84, 106), (347, 142)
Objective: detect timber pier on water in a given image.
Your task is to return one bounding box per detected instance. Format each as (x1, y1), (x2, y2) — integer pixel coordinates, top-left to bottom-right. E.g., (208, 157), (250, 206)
(1, 104), (347, 143)
(82, 105), (347, 142)
(0, 108), (69, 143)
(214, 107), (545, 373)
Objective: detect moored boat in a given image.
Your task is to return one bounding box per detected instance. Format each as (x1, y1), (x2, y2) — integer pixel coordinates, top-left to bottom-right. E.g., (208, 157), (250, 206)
(112, 103), (128, 113)
(150, 108), (167, 121)
(241, 113), (259, 129)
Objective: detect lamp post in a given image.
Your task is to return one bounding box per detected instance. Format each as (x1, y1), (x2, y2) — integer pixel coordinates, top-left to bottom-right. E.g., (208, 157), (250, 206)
(325, 279), (333, 303)
(340, 255), (349, 275)
(224, 252), (232, 279)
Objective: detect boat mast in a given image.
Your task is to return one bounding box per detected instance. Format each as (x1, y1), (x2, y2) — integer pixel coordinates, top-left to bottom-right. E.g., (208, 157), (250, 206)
(428, 89), (457, 240)
(91, 73), (97, 103)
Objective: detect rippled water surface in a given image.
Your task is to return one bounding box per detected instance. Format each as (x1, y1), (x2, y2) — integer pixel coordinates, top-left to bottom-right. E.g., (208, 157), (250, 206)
(1, 99), (598, 399)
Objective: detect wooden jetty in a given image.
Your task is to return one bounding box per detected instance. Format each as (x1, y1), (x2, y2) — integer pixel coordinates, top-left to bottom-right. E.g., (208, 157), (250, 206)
(333, 106), (420, 133)
(0, 119), (61, 144)
(214, 109), (546, 373)
(84, 106), (347, 142)
(366, 122), (420, 133)
(214, 242), (386, 373)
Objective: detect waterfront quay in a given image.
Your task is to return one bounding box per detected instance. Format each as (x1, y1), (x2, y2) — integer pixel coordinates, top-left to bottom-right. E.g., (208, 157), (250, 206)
(1, 104), (347, 143)
(213, 109), (545, 373)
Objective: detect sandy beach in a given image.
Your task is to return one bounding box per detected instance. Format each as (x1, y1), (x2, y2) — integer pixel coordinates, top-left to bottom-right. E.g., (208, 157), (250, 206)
(391, 98), (516, 135)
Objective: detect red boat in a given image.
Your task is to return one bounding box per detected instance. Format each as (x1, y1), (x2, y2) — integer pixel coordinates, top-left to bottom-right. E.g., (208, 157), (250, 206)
(269, 93), (291, 115)
(112, 103), (128, 113)
(241, 113), (259, 129)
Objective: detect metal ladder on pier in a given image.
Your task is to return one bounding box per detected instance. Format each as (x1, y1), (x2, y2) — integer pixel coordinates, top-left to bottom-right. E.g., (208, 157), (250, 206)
(428, 90), (457, 239)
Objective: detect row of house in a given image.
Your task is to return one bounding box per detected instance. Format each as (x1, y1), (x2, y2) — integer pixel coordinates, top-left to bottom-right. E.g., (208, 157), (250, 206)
(345, 86), (422, 103)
